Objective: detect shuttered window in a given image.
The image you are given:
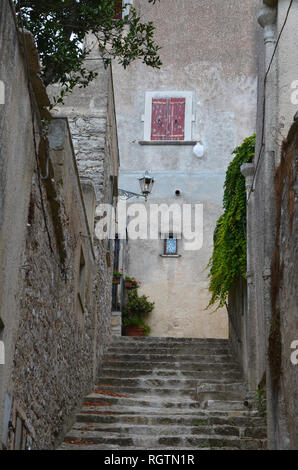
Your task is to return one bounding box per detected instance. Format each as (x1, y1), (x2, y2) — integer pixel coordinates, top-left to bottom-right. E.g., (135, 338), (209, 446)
(151, 98), (186, 141)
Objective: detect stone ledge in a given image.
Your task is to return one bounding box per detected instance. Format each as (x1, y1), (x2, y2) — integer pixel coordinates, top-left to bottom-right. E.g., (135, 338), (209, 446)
(138, 141), (197, 146)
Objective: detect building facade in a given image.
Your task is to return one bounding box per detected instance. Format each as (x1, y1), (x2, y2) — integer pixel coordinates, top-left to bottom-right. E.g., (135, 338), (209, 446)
(113, 0), (260, 338)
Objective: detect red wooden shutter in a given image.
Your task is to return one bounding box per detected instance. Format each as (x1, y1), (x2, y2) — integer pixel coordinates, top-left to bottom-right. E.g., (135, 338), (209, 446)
(151, 97), (186, 141)
(114, 0), (123, 20)
(168, 98), (185, 141)
(151, 98), (168, 141)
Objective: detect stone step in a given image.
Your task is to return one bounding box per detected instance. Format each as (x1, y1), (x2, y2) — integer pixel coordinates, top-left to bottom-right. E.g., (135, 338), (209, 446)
(79, 403), (260, 416)
(196, 383), (248, 404)
(96, 377), (199, 388)
(197, 382), (248, 394)
(76, 411), (266, 429)
(101, 368), (243, 380)
(102, 361), (241, 371)
(83, 392), (200, 409)
(110, 337), (230, 345)
(105, 353), (236, 363)
(60, 337), (267, 451)
(107, 346), (231, 355)
(94, 385), (196, 398)
(96, 377), (245, 389)
(59, 443), (244, 450)
(63, 430), (266, 450)
(70, 422), (267, 439)
(201, 400), (248, 411)
(92, 386), (245, 402)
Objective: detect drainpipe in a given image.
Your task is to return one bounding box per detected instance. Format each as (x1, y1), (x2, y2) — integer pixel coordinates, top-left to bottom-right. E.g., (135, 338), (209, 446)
(241, 163), (257, 392)
(257, 3), (278, 450)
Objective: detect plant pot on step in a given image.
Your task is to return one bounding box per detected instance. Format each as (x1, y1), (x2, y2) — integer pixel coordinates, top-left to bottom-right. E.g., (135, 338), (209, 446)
(123, 325), (146, 337)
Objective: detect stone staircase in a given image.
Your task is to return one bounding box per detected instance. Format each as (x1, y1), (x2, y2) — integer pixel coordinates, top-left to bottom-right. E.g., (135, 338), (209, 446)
(59, 337), (267, 450)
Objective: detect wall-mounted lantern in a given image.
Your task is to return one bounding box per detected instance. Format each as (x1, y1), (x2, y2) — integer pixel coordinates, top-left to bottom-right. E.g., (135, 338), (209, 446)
(138, 171), (155, 201)
(118, 170), (154, 202)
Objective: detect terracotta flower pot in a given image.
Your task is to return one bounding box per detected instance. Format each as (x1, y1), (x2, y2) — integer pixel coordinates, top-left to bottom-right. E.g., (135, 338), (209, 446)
(123, 325), (145, 337)
(124, 280), (134, 289)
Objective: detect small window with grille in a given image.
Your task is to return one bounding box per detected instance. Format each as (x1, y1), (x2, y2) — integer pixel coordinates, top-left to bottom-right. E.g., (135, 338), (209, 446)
(164, 234), (178, 256)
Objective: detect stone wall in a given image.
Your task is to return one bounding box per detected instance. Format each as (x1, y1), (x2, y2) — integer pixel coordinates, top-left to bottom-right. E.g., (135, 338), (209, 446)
(0, 0), (38, 448)
(0, 1), (117, 449)
(269, 120), (298, 449)
(51, 44), (120, 346)
(9, 119), (100, 450)
(227, 278), (248, 377)
(233, 0), (298, 449)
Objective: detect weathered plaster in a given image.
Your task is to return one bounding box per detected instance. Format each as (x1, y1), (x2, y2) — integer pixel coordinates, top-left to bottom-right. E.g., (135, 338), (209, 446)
(113, 0), (259, 338)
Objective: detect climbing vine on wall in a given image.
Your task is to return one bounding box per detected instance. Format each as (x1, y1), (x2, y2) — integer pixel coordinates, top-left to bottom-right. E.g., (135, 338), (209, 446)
(207, 135), (256, 309)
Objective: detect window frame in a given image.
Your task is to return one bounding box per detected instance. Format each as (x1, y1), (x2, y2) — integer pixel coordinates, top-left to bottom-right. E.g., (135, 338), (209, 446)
(163, 234), (178, 256)
(143, 91), (194, 142)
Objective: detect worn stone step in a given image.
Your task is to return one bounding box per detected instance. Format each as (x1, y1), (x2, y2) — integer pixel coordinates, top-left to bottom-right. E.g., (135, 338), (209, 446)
(63, 430), (266, 450)
(102, 361), (241, 371)
(94, 385), (196, 398)
(60, 336), (267, 451)
(96, 377), (198, 388)
(110, 337), (230, 345)
(71, 422), (267, 439)
(91, 387), (245, 403)
(196, 382), (248, 405)
(201, 400), (248, 411)
(197, 382), (248, 394)
(107, 346), (231, 355)
(79, 403), (260, 417)
(76, 411), (266, 429)
(83, 392), (200, 409)
(105, 353), (236, 363)
(59, 442), (244, 450)
(97, 377), (246, 390)
(101, 368), (243, 380)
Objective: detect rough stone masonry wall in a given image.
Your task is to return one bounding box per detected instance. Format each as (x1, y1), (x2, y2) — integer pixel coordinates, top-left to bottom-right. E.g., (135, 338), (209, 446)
(0, 0), (41, 447)
(8, 119), (102, 450)
(51, 55), (120, 354)
(269, 121), (298, 449)
(227, 278), (248, 378)
(0, 1), (116, 448)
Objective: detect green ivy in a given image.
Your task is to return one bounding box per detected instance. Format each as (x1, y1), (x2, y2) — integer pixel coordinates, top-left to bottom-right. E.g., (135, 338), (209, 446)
(207, 135), (256, 309)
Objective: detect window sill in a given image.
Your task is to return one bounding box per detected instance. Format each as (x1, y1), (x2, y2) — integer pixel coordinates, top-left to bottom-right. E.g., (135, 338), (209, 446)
(160, 254), (181, 258)
(138, 141), (197, 146)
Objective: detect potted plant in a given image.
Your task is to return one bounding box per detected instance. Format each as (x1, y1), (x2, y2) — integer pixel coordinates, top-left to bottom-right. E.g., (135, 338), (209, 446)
(122, 290), (154, 337)
(124, 276), (141, 290)
(113, 270), (122, 285)
(122, 316), (151, 337)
